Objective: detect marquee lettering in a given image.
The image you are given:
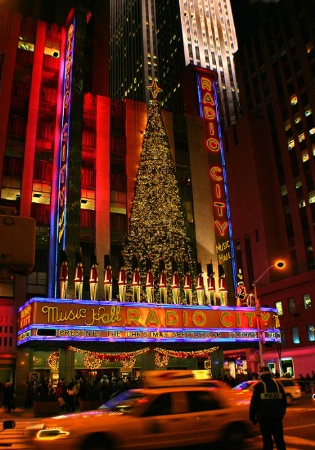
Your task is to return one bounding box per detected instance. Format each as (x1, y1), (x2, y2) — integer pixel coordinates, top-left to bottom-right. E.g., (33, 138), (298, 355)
(192, 311), (206, 326)
(166, 311), (179, 326)
(145, 310), (161, 326)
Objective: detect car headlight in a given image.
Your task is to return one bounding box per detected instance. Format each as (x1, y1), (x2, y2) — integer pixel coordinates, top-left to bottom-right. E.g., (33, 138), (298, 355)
(36, 428), (70, 440)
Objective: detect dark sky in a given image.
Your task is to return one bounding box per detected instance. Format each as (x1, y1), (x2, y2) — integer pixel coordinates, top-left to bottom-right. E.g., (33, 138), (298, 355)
(231, 0), (279, 45)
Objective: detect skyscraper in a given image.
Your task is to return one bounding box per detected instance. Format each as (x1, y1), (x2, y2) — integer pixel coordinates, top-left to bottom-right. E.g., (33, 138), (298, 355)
(110, 0), (239, 127)
(225, 0), (315, 375)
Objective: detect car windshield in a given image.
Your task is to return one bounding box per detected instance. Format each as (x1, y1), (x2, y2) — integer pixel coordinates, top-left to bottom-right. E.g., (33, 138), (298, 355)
(99, 390), (147, 414)
(232, 381), (254, 390)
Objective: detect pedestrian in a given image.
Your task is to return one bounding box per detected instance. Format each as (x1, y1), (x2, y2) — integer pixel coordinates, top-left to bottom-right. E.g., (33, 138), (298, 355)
(249, 366), (287, 450)
(24, 381), (34, 408)
(3, 380), (14, 412)
(66, 379), (76, 412)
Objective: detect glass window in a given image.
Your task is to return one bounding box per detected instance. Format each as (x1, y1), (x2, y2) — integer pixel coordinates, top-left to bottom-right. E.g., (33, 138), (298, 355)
(186, 390), (221, 412)
(288, 297), (296, 313)
(303, 293), (312, 309)
(275, 301), (283, 315)
(307, 324), (315, 342)
(292, 326), (300, 344)
(142, 393), (173, 416)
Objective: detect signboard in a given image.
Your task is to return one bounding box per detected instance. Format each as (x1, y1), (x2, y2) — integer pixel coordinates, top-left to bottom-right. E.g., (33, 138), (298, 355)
(17, 297), (281, 345)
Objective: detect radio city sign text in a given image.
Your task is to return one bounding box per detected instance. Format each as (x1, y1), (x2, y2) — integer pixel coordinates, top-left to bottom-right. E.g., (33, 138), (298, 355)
(18, 300), (278, 331)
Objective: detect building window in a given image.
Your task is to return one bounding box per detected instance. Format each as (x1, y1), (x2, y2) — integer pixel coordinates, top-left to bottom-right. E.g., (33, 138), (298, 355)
(303, 293), (312, 309)
(275, 301), (283, 315)
(291, 327), (300, 344)
(288, 297), (296, 313)
(307, 324), (315, 342)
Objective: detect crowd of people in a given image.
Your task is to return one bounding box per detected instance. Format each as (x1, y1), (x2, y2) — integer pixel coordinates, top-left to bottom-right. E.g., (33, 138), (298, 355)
(297, 371), (315, 394)
(20, 375), (141, 412)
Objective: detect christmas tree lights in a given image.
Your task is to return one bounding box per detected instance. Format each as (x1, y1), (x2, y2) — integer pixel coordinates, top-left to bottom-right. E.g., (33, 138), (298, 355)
(124, 82), (197, 303)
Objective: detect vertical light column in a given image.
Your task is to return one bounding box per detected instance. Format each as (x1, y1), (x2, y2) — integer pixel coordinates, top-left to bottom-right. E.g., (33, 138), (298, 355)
(95, 95), (111, 290)
(0, 10), (21, 187)
(48, 27), (66, 298)
(20, 21), (46, 217)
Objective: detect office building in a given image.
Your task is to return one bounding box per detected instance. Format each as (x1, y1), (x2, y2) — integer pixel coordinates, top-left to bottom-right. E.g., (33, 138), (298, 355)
(225, 0), (315, 375)
(110, 0), (239, 126)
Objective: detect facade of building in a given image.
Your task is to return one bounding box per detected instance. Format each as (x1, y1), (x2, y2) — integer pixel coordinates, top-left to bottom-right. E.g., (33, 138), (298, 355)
(224, 0), (315, 376)
(0, 6), (250, 403)
(1, 0), (314, 404)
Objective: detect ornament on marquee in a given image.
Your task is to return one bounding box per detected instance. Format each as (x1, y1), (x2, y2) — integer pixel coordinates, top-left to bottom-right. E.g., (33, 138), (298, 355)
(47, 351), (59, 370)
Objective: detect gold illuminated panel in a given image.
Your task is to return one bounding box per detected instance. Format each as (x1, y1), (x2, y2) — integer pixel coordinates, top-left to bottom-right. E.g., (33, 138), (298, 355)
(17, 298), (281, 345)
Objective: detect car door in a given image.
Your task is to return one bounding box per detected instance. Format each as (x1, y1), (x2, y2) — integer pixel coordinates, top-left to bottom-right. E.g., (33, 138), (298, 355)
(182, 389), (229, 446)
(129, 392), (188, 449)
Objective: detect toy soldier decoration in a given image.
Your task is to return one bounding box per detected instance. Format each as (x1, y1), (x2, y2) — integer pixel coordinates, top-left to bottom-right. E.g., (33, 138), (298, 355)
(195, 258), (205, 306)
(118, 250), (126, 302)
(132, 251), (140, 302)
(235, 269), (248, 307)
(59, 250), (68, 299)
(184, 256), (192, 305)
(171, 255), (180, 304)
(218, 263), (227, 306)
(145, 253), (154, 303)
(89, 253), (99, 301)
(104, 254), (112, 301)
(159, 253), (167, 303)
(74, 251), (84, 300)
(207, 262), (216, 305)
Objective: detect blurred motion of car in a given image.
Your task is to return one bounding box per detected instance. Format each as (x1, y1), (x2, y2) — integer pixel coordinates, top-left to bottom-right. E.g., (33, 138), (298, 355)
(19, 371), (255, 450)
(232, 378), (302, 405)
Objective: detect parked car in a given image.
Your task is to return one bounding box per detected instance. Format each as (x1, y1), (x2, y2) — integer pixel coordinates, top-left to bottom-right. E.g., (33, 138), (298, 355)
(24, 384), (256, 450)
(232, 378), (302, 405)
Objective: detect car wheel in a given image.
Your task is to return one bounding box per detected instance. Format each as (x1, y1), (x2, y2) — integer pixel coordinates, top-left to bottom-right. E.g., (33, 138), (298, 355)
(82, 434), (112, 450)
(286, 394), (293, 405)
(222, 423), (246, 449)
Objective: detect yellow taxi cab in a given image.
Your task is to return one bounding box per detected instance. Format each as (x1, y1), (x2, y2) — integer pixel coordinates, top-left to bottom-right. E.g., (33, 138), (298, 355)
(32, 387), (254, 450)
(27, 371), (255, 450)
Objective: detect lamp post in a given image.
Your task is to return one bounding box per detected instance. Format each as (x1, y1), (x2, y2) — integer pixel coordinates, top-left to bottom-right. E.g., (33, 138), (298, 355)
(253, 261), (285, 368)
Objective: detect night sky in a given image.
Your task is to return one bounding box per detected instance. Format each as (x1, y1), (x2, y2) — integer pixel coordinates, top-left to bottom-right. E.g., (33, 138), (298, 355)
(231, 0), (280, 45)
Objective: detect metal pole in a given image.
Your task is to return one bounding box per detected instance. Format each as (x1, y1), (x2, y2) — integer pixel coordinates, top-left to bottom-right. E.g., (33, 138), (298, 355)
(253, 281), (264, 368)
(253, 261), (284, 370)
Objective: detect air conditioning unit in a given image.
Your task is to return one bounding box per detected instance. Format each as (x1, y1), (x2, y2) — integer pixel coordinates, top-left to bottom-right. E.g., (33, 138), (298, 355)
(0, 215), (36, 275)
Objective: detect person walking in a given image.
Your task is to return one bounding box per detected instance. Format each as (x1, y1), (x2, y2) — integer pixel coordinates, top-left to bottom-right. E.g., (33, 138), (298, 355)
(3, 380), (14, 412)
(249, 366), (287, 450)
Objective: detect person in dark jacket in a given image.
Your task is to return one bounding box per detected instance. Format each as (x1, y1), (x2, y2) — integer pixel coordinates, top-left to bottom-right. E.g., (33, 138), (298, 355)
(3, 380), (14, 412)
(249, 366), (287, 450)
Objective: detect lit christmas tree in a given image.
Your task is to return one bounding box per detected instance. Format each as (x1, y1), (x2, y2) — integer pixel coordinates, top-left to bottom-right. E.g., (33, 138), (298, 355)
(124, 81), (196, 303)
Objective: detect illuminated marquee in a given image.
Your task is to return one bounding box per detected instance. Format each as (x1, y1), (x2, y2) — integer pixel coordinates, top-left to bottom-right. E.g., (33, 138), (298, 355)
(57, 21), (75, 245)
(198, 73), (232, 264)
(17, 298), (281, 345)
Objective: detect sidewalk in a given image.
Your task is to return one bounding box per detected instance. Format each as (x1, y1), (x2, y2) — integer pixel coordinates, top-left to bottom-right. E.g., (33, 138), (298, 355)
(0, 407), (37, 421)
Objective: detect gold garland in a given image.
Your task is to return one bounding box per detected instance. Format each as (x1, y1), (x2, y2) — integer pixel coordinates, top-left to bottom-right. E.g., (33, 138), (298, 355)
(67, 346), (150, 369)
(83, 353), (102, 369)
(61, 346), (220, 370)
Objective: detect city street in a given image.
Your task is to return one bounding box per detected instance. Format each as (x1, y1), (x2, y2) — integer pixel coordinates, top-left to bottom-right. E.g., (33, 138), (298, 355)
(0, 395), (314, 450)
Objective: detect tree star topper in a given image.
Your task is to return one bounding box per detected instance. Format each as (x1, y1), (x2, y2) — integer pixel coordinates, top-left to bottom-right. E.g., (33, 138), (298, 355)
(147, 79), (162, 99)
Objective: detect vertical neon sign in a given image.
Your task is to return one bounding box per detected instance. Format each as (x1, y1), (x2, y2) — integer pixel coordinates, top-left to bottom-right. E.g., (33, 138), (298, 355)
(197, 70), (236, 289)
(57, 20), (75, 247)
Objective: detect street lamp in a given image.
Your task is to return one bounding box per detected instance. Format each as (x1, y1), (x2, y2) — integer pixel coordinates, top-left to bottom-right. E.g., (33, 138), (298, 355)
(253, 261), (285, 368)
